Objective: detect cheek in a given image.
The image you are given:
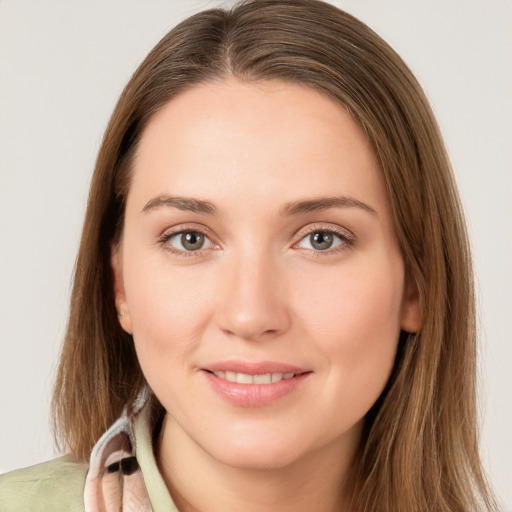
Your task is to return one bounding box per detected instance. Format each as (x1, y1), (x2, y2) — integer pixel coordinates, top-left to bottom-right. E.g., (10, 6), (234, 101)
(295, 256), (404, 406)
(298, 262), (403, 342)
(123, 255), (217, 369)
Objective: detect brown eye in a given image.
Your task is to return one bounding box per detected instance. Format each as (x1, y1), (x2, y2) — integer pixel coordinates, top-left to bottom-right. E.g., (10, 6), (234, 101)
(296, 229), (347, 252)
(165, 230), (213, 252)
(310, 232), (334, 250)
(181, 232), (205, 251)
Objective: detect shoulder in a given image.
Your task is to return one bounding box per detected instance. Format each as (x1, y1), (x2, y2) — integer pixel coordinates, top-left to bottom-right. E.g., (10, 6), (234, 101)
(0, 455), (88, 512)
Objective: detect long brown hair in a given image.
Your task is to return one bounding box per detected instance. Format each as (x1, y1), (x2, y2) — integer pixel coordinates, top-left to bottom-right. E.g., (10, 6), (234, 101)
(52, 1), (496, 510)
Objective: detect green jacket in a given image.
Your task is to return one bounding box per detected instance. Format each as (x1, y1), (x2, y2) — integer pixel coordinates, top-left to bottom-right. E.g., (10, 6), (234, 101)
(0, 456), (88, 512)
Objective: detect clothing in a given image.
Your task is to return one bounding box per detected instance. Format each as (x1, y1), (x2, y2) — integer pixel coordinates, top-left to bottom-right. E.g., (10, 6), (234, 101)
(0, 390), (178, 511)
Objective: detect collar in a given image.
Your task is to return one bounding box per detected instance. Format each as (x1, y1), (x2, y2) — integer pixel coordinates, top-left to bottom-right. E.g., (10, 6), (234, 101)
(83, 388), (178, 512)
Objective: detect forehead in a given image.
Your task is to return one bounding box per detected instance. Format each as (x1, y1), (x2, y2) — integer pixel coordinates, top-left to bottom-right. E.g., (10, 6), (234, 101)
(129, 79), (386, 214)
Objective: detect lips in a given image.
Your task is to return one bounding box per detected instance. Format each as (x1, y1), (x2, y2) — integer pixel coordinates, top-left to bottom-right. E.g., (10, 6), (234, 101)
(201, 361), (311, 407)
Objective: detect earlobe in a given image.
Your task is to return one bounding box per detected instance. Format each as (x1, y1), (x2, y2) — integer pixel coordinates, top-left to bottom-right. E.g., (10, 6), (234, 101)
(400, 277), (422, 334)
(111, 245), (133, 335)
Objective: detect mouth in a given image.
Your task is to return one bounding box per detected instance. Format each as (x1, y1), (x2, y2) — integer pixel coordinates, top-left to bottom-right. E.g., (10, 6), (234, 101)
(201, 362), (312, 406)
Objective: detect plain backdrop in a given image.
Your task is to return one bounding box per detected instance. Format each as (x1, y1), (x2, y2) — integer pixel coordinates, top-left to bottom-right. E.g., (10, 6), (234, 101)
(0, 0), (511, 509)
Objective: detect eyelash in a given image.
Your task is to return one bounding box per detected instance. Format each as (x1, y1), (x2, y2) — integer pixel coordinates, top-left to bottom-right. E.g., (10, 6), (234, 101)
(158, 223), (355, 257)
(291, 223), (355, 256)
(159, 225), (218, 258)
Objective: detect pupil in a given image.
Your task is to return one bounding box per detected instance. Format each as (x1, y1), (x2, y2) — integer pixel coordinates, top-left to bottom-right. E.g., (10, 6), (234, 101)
(311, 232), (333, 250)
(182, 232), (204, 250)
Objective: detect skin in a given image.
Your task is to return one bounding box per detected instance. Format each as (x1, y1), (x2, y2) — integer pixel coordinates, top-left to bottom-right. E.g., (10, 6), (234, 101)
(112, 79), (420, 512)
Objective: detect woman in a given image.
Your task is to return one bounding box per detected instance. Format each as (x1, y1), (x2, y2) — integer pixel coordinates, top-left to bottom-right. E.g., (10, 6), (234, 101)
(0, 0), (498, 510)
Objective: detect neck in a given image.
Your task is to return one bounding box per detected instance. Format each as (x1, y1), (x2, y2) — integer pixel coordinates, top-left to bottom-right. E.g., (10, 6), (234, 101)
(156, 415), (359, 512)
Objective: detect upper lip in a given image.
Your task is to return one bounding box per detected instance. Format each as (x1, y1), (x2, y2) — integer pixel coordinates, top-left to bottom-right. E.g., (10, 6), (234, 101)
(203, 360), (310, 375)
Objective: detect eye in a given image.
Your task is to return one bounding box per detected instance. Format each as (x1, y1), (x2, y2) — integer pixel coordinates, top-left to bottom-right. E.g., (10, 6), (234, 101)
(164, 230), (214, 252)
(296, 229), (349, 252)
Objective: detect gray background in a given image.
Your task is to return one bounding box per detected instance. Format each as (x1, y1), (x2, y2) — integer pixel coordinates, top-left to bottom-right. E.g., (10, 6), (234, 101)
(1, 1), (511, 509)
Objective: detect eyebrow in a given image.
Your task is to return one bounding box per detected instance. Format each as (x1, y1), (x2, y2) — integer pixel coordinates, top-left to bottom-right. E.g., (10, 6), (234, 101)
(280, 196), (377, 216)
(141, 194), (377, 217)
(141, 195), (217, 215)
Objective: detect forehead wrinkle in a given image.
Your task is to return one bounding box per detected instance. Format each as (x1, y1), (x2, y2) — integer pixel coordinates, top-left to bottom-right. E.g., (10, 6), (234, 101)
(141, 195), (217, 215)
(280, 196), (378, 217)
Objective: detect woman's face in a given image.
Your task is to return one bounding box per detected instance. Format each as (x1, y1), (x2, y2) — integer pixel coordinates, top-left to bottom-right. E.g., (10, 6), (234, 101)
(113, 79), (420, 470)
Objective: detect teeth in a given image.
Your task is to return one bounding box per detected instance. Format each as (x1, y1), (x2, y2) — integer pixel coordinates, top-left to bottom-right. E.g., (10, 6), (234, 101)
(212, 371), (297, 384)
(237, 373), (253, 384)
(253, 374), (272, 384)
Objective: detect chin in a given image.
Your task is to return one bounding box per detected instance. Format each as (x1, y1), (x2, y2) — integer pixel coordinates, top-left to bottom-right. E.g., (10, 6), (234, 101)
(211, 443), (302, 471)
(200, 426), (313, 471)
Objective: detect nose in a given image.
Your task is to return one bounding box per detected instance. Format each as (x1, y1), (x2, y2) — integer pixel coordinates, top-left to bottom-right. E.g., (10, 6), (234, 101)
(215, 250), (291, 342)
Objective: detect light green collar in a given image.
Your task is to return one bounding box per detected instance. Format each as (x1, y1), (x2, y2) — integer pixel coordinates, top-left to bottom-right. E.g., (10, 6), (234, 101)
(133, 401), (179, 512)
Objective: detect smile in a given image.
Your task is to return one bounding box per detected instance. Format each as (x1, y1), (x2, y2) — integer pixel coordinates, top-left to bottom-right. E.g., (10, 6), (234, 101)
(209, 371), (298, 384)
(202, 365), (311, 407)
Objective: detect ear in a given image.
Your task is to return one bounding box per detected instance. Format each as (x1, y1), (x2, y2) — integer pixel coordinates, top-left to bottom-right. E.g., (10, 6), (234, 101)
(111, 245), (133, 335)
(400, 276), (422, 334)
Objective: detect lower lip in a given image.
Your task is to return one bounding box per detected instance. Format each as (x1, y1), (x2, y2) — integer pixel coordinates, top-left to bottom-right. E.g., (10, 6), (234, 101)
(202, 371), (310, 407)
